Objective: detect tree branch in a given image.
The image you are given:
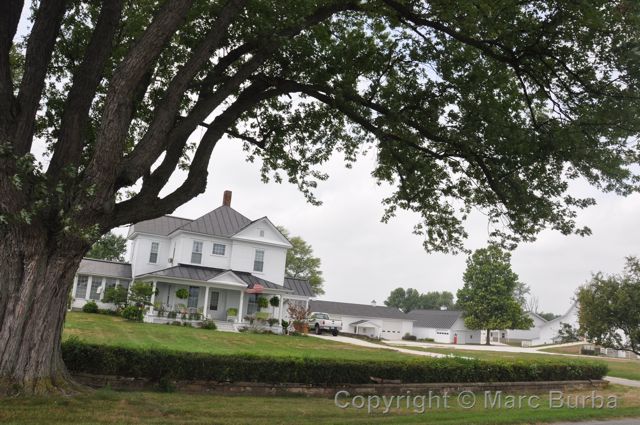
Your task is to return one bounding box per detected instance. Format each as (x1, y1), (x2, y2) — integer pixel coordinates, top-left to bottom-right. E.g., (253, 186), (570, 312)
(13, 0), (66, 155)
(0, 0), (23, 130)
(47, 0), (124, 180)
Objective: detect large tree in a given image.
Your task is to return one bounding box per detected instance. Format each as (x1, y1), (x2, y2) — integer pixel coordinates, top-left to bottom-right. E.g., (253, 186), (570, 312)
(577, 256), (640, 355)
(278, 226), (324, 295)
(456, 245), (533, 345)
(86, 232), (127, 262)
(0, 0), (639, 394)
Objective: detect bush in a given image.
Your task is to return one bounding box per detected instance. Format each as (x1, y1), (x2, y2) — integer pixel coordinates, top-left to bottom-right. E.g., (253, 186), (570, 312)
(402, 333), (417, 341)
(121, 305), (143, 321)
(82, 301), (99, 313)
(200, 320), (217, 330)
(61, 339), (608, 386)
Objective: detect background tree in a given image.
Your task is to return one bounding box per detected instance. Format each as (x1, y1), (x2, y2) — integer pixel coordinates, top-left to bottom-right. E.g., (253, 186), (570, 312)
(456, 246), (533, 345)
(278, 227), (324, 295)
(1, 0), (639, 394)
(556, 323), (582, 344)
(539, 312), (561, 321)
(384, 287), (455, 312)
(577, 257), (640, 355)
(86, 232), (127, 262)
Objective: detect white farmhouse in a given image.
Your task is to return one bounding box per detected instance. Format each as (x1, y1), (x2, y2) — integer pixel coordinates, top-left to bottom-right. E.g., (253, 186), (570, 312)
(70, 191), (314, 330)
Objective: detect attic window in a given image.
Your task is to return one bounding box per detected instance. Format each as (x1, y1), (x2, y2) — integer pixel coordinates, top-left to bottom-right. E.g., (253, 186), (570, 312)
(259, 229), (265, 237)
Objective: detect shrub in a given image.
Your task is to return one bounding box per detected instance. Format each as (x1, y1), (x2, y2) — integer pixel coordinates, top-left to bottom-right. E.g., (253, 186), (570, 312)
(103, 286), (128, 309)
(402, 333), (417, 341)
(129, 281), (157, 306)
(121, 305), (143, 321)
(82, 301), (99, 313)
(200, 320), (217, 330)
(267, 318), (279, 327)
(61, 339), (609, 385)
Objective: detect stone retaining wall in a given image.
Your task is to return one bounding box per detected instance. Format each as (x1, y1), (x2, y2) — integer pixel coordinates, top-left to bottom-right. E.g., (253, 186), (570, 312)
(72, 373), (608, 397)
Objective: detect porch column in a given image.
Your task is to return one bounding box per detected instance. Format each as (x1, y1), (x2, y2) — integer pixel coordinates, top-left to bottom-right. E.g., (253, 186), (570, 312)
(149, 280), (157, 313)
(203, 286), (210, 320)
(237, 290), (244, 323)
(277, 295), (284, 323)
(71, 275), (78, 301)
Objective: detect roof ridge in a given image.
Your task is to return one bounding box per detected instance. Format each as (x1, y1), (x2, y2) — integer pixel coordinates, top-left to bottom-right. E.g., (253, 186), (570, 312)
(82, 257), (131, 265)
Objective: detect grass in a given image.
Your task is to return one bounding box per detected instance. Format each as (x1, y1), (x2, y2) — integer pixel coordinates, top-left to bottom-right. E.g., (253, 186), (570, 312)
(62, 312), (412, 361)
(1, 386), (640, 424)
(394, 346), (640, 381)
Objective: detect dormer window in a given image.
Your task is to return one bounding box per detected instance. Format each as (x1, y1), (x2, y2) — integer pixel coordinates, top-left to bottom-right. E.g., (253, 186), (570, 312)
(253, 249), (265, 272)
(191, 241), (203, 264)
(212, 243), (226, 256)
(149, 242), (159, 263)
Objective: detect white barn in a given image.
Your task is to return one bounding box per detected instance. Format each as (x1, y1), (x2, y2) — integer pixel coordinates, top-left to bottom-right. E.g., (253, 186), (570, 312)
(308, 300), (413, 341)
(407, 309), (484, 344)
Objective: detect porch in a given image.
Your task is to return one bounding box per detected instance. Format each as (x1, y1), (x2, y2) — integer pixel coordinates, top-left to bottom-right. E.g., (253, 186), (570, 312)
(137, 266), (293, 332)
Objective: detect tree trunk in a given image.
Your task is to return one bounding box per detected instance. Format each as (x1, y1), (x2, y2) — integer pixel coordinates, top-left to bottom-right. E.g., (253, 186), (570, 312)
(486, 329), (491, 346)
(0, 228), (87, 396)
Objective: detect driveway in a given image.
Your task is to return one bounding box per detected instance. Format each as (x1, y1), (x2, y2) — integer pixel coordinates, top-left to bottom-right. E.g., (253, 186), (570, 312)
(309, 334), (446, 358)
(386, 339), (556, 354)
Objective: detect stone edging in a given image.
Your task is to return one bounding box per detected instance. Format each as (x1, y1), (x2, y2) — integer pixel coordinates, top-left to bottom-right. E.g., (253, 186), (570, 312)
(71, 373), (608, 397)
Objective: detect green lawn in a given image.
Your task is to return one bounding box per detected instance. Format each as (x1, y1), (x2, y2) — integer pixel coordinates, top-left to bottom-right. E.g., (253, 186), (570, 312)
(394, 346), (640, 381)
(63, 312), (412, 361)
(2, 387), (640, 424)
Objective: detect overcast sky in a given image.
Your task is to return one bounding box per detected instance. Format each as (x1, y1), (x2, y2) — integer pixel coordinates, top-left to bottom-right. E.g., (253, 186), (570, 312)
(107, 133), (639, 316)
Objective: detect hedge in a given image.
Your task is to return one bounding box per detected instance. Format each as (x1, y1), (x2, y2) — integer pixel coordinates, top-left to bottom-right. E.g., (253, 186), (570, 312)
(61, 339), (608, 385)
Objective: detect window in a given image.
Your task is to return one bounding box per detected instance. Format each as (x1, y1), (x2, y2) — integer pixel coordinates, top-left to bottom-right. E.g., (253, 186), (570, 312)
(247, 295), (258, 315)
(75, 275), (88, 299)
(149, 242), (159, 263)
(253, 249), (264, 272)
(191, 241), (203, 264)
(89, 276), (102, 300)
(212, 243), (226, 256)
(188, 286), (199, 308)
(209, 291), (219, 311)
(105, 278), (117, 294)
(119, 280), (130, 290)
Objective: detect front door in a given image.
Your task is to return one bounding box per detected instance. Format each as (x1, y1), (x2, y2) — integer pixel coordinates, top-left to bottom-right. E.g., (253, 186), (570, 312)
(187, 286), (199, 309)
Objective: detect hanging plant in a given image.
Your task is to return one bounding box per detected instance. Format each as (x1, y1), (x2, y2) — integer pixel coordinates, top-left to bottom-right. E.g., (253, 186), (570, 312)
(269, 296), (280, 307)
(175, 288), (189, 299)
(257, 296), (269, 309)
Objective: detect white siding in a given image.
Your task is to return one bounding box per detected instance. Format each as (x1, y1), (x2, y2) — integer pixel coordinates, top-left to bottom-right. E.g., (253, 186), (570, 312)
(131, 235), (171, 276)
(229, 240), (287, 285)
(172, 234), (232, 270)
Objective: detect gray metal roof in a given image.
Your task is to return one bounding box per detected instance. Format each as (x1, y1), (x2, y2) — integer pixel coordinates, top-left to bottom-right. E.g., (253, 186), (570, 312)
(129, 215), (192, 237)
(78, 258), (132, 279)
(138, 264), (290, 292)
(406, 309), (463, 329)
(176, 206), (252, 237)
(309, 300), (409, 320)
(283, 277), (315, 297)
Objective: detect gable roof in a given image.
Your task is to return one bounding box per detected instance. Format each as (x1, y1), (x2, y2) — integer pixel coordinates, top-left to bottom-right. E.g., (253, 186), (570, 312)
(137, 264), (291, 292)
(406, 309), (463, 329)
(284, 277), (315, 297)
(78, 258), (132, 279)
(309, 300), (409, 320)
(176, 206), (252, 237)
(129, 215), (192, 237)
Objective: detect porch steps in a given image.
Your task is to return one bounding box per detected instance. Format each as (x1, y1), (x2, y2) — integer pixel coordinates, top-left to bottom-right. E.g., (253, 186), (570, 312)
(213, 320), (238, 333)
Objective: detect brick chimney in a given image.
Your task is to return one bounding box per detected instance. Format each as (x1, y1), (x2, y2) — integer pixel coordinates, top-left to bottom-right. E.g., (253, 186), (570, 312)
(222, 190), (232, 207)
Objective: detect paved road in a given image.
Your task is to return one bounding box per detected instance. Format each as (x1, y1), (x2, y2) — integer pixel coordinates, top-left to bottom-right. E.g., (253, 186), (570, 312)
(552, 420), (640, 425)
(606, 376), (640, 388)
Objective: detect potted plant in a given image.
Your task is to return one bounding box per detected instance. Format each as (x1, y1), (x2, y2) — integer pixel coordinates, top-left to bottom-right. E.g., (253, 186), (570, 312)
(175, 288), (189, 300)
(226, 307), (238, 321)
(269, 296), (280, 308)
(257, 296), (269, 310)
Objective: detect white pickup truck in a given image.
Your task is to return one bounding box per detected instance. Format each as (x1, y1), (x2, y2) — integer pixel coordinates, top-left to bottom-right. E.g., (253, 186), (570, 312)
(308, 312), (342, 336)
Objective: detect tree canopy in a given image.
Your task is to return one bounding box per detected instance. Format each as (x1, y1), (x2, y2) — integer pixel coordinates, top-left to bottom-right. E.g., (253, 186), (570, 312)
(384, 287), (455, 312)
(456, 245), (533, 344)
(2, 0), (640, 253)
(86, 232), (127, 262)
(278, 227), (324, 295)
(577, 256), (640, 355)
